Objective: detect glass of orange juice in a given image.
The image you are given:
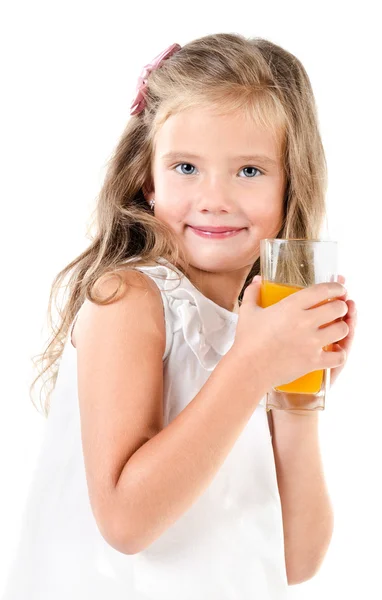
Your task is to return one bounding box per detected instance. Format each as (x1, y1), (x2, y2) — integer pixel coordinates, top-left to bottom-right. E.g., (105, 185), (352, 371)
(260, 238), (340, 412)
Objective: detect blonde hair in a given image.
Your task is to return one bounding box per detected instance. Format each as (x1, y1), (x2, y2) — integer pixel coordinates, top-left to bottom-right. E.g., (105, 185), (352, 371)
(30, 32), (328, 417)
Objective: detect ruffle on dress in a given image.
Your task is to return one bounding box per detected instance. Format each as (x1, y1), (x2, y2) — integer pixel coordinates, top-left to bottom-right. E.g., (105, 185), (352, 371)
(132, 257), (267, 409)
(133, 258), (238, 370)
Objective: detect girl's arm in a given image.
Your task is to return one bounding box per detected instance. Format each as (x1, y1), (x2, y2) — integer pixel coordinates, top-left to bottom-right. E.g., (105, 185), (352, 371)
(270, 410), (334, 585)
(75, 269), (271, 558)
(110, 347), (270, 554)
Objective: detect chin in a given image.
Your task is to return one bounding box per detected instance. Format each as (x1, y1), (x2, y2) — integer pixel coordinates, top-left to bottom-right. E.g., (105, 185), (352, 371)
(184, 252), (248, 274)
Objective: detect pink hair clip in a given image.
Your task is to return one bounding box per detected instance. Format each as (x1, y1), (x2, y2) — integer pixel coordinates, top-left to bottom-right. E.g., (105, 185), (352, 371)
(130, 43), (182, 116)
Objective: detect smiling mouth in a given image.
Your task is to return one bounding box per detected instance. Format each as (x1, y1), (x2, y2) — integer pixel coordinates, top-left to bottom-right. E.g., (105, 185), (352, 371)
(187, 225), (246, 239)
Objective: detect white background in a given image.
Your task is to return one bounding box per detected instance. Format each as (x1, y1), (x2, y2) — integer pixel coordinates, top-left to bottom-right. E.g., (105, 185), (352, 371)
(0, 0), (380, 597)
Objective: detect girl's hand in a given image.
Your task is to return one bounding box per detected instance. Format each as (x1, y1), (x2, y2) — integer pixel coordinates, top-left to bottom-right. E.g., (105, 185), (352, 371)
(279, 274), (358, 415)
(329, 274), (358, 388)
(233, 276), (349, 391)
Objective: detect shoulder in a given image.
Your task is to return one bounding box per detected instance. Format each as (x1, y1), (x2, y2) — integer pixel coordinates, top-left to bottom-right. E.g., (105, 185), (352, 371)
(71, 268), (166, 352)
(94, 267), (163, 299)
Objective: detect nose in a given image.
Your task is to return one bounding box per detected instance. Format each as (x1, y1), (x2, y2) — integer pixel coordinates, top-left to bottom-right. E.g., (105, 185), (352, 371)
(196, 176), (236, 213)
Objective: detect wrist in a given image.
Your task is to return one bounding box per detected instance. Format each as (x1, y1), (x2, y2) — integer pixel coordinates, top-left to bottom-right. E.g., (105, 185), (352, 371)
(270, 407), (320, 419)
(227, 344), (274, 395)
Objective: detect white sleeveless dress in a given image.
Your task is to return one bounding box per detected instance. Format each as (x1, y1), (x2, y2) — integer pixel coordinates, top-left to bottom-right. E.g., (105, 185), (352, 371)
(2, 258), (289, 599)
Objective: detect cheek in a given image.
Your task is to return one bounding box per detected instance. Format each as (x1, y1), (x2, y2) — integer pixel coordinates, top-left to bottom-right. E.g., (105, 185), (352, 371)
(247, 198), (283, 225)
(156, 175), (192, 222)
(156, 196), (189, 228)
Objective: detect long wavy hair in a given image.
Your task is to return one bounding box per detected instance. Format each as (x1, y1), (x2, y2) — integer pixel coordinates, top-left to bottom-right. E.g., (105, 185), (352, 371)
(30, 32), (328, 417)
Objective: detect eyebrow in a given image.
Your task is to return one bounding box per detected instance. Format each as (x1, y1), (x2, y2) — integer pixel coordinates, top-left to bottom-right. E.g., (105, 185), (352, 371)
(160, 151), (278, 167)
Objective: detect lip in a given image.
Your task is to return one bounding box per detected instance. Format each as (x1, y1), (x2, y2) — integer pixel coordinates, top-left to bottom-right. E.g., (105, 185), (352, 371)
(188, 225), (246, 232)
(188, 225), (246, 240)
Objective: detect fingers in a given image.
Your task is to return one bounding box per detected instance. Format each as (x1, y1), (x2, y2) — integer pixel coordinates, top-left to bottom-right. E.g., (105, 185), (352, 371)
(319, 319), (350, 347)
(342, 300), (357, 345)
(292, 281), (347, 310)
(241, 276), (262, 308)
(312, 298), (349, 328)
(336, 275), (348, 301)
(346, 299), (357, 319)
(320, 345), (347, 369)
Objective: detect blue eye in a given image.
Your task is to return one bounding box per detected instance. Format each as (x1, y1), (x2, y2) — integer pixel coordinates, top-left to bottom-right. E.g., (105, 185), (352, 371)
(174, 163), (197, 175)
(239, 166), (262, 178)
(173, 163), (263, 177)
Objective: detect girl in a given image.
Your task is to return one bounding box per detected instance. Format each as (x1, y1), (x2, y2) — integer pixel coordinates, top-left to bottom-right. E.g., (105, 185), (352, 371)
(3, 33), (357, 599)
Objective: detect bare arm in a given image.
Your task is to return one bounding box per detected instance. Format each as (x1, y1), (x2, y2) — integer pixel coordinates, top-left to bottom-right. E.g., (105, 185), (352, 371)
(75, 270), (272, 556)
(109, 349), (270, 554)
(270, 410), (334, 585)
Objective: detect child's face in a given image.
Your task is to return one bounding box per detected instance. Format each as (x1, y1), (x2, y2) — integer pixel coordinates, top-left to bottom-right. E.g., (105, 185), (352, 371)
(147, 106), (286, 273)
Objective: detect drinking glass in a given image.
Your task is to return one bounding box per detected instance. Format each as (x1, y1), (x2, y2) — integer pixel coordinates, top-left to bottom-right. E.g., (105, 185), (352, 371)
(260, 239), (339, 412)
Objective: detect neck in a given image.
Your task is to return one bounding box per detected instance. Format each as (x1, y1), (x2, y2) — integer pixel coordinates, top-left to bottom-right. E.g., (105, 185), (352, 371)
(184, 263), (251, 314)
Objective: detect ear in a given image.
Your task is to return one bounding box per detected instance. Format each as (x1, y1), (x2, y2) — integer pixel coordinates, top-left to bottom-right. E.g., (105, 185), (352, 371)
(142, 183), (155, 203)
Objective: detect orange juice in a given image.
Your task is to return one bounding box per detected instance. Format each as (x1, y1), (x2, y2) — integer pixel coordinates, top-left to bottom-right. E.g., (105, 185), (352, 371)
(260, 280), (334, 394)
